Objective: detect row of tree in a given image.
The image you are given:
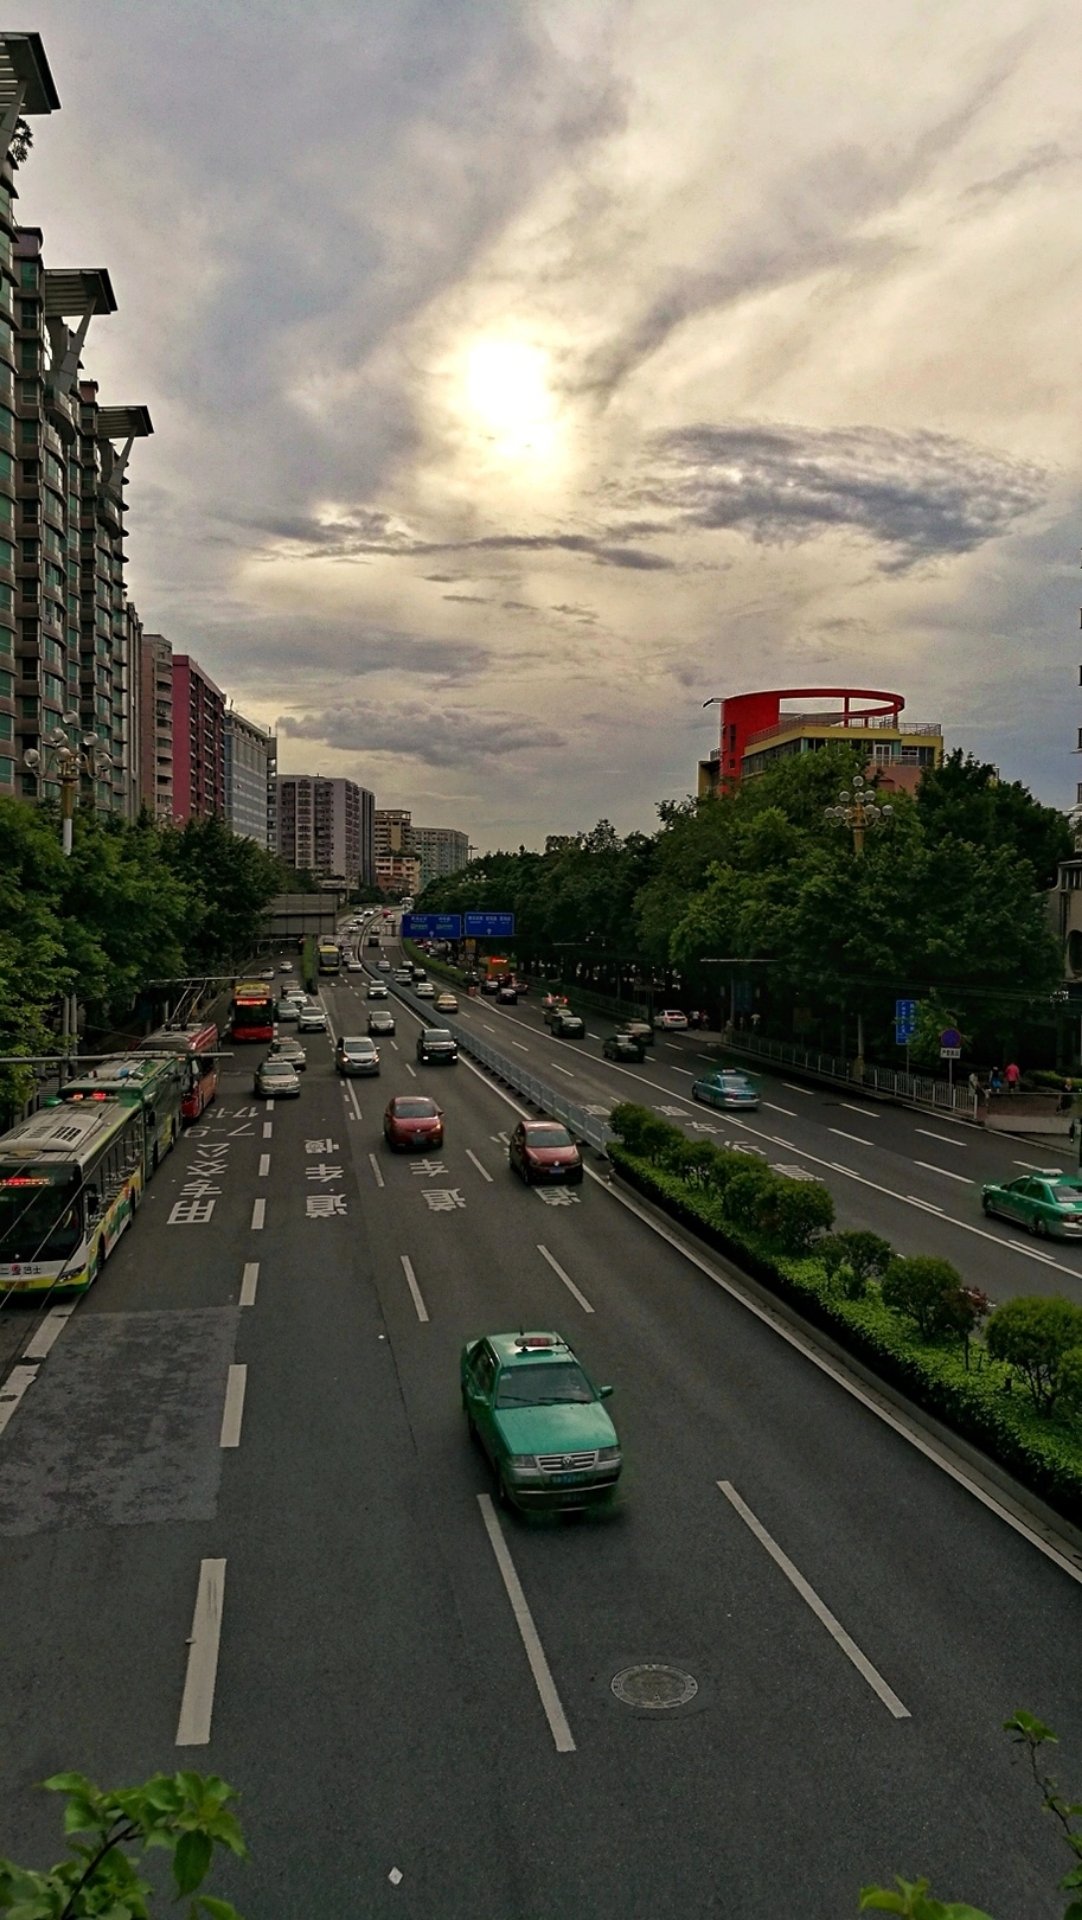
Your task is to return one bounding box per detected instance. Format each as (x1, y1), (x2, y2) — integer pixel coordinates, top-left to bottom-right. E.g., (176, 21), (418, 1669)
(0, 801), (288, 1118)
(418, 750), (1072, 1069)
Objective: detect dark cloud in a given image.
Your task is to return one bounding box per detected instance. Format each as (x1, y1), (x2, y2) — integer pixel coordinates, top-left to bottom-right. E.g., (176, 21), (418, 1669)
(278, 699), (564, 769)
(643, 422), (1047, 570)
(963, 143), (1067, 201)
(189, 617), (489, 685)
(442, 593), (490, 605)
(231, 508), (677, 572)
(550, 602), (599, 625)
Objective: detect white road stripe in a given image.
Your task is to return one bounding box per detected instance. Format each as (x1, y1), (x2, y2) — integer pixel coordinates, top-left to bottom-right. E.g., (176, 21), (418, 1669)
(466, 1148), (493, 1184)
(0, 1364), (38, 1436)
(476, 1494), (576, 1752)
(551, 1063), (574, 1078)
(22, 1305), (73, 1363)
(176, 1558), (226, 1746)
(717, 1482), (909, 1718)
(265, 1099), (274, 1113)
(1015, 1159), (1064, 1172)
(512, 1040), (529, 1052)
(251, 1198), (266, 1230)
(829, 1128), (873, 1146)
(914, 1160), (972, 1185)
(482, 1023), (496, 1032)
(344, 1081), (362, 1122)
(537, 1243), (594, 1313)
(262, 1121), (272, 1140)
(258, 1153), (270, 1177)
(783, 1082), (814, 1096)
(840, 1102), (878, 1120)
(240, 1262), (259, 1307)
(587, 1032), (601, 1040)
(764, 1102), (798, 1116)
(219, 1364), (247, 1448)
(406, 1062), (417, 1079)
(905, 1194), (944, 1212)
(916, 1128), (967, 1148)
(400, 1254), (429, 1323)
(669, 1066), (696, 1077)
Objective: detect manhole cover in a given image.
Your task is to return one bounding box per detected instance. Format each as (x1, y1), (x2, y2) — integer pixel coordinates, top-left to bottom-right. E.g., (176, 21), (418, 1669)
(610, 1663), (698, 1710)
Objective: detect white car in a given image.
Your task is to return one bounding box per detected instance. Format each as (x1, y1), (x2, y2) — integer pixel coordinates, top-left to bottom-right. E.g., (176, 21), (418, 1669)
(377, 958), (391, 972)
(279, 961), (294, 974)
(346, 957), (364, 972)
(655, 1009), (689, 1031)
(367, 982), (389, 1000)
(416, 980), (436, 998)
(297, 1006), (328, 1032)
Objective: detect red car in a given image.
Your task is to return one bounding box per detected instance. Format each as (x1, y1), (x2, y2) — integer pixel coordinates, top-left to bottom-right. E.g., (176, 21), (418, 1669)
(384, 1094), (444, 1151)
(508, 1120), (583, 1186)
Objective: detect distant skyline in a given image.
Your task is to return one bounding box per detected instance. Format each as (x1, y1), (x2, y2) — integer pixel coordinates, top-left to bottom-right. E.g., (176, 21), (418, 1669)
(18, 0), (1082, 844)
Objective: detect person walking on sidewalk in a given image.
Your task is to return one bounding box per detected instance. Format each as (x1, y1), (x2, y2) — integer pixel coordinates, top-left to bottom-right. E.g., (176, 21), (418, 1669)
(1005, 1061), (1021, 1094)
(989, 1067), (1003, 1095)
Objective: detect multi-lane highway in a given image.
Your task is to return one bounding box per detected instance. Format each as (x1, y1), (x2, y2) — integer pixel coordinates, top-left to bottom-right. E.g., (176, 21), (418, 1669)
(0, 936), (1079, 1917)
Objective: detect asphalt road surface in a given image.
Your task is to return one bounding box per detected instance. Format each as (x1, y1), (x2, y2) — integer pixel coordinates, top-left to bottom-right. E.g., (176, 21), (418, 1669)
(0, 942), (1079, 1917)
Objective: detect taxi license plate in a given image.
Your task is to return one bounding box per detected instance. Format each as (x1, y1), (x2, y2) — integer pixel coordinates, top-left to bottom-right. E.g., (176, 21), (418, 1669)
(552, 1470), (588, 1484)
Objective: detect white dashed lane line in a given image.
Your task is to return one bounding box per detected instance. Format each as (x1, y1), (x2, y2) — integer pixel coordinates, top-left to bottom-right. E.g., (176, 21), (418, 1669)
(219, 1365), (247, 1448)
(537, 1244), (594, 1313)
(840, 1102), (878, 1120)
(400, 1254), (430, 1324)
(783, 1082), (815, 1096)
(764, 1102), (797, 1116)
(258, 1154), (270, 1177)
(240, 1262), (259, 1307)
(551, 1063), (574, 1078)
(512, 1041), (529, 1052)
(829, 1128), (873, 1147)
(914, 1160), (972, 1185)
(176, 1559), (226, 1747)
(916, 1128), (967, 1148)
(467, 1148), (493, 1183)
(368, 1153), (385, 1190)
(251, 1199), (266, 1230)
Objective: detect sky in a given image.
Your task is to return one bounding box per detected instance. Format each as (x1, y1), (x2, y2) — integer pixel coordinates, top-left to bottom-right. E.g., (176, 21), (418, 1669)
(14, 0), (1082, 847)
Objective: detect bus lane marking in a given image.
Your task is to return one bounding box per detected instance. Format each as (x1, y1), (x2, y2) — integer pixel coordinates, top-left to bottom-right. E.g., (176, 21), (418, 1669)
(400, 1254), (430, 1323)
(240, 1262), (259, 1307)
(219, 1364), (247, 1448)
(0, 1364), (38, 1437)
(476, 1494), (575, 1753)
(537, 1244), (594, 1313)
(176, 1558), (226, 1747)
(22, 1305), (74, 1363)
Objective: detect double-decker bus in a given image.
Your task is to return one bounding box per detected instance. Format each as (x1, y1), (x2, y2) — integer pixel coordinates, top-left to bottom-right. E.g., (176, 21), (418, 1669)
(57, 1054), (184, 1173)
(138, 1021), (220, 1121)
(317, 942), (342, 975)
(0, 1099), (145, 1295)
(231, 979), (275, 1041)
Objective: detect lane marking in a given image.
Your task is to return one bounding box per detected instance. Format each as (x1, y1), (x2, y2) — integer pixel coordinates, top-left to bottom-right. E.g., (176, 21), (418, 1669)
(176, 1558), (226, 1747)
(219, 1364), (247, 1448)
(512, 1041), (529, 1052)
(22, 1305), (73, 1363)
(240, 1262), (259, 1307)
(251, 1198), (266, 1230)
(265, 1099), (274, 1113)
(344, 1081), (362, 1122)
(587, 1032), (601, 1040)
(914, 1160), (972, 1185)
(1015, 1159), (1064, 1172)
(476, 1493), (575, 1752)
(840, 1102), (878, 1120)
(916, 1129), (967, 1149)
(482, 1023), (496, 1033)
(537, 1243), (594, 1313)
(0, 1364), (38, 1436)
(717, 1482), (909, 1719)
(783, 1082), (814, 1096)
(258, 1154), (270, 1178)
(466, 1148), (493, 1184)
(262, 1121), (272, 1140)
(406, 1062), (417, 1079)
(764, 1102), (798, 1116)
(400, 1254), (429, 1323)
(905, 1194), (944, 1212)
(829, 1128), (873, 1147)
(669, 1066), (696, 1077)
(551, 1062), (574, 1078)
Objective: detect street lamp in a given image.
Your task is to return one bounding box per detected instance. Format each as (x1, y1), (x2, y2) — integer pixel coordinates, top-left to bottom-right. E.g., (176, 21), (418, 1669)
(824, 774), (893, 1077)
(23, 722), (113, 1075)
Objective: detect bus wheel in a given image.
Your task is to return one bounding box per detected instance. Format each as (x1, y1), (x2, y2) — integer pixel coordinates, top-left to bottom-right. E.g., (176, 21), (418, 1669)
(152, 1141), (160, 1172)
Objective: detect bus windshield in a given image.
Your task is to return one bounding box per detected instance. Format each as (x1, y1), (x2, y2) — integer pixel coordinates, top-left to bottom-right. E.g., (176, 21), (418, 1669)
(0, 1178), (82, 1262)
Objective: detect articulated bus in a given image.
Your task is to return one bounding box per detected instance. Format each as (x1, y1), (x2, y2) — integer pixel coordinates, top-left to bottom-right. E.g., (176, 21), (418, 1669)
(139, 1021), (220, 1121)
(231, 980), (275, 1042)
(0, 1099), (145, 1294)
(56, 1054), (185, 1173)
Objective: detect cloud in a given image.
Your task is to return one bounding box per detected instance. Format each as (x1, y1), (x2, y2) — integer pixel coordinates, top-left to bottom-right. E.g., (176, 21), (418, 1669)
(232, 508), (678, 571)
(278, 699), (565, 769)
(642, 422), (1047, 570)
(963, 142), (1068, 201)
(442, 593), (490, 605)
(193, 617), (490, 685)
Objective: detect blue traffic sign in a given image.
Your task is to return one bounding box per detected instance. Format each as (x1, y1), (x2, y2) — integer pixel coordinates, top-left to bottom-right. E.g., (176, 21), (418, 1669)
(939, 1026), (962, 1050)
(464, 911), (516, 938)
(895, 998), (917, 1025)
(401, 913), (463, 940)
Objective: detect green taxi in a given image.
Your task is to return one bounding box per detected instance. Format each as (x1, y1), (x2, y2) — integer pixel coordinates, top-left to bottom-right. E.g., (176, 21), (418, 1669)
(460, 1330), (622, 1513)
(981, 1169), (1082, 1239)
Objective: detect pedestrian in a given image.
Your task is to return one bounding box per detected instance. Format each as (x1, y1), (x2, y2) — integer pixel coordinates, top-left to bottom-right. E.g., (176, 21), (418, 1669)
(968, 1070), (981, 1100)
(989, 1067), (1003, 1096)
(1005, 1061), (1021, 1095)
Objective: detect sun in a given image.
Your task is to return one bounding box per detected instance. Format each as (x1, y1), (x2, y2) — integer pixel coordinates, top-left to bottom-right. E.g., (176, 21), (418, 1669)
(464, 338), (557, 460)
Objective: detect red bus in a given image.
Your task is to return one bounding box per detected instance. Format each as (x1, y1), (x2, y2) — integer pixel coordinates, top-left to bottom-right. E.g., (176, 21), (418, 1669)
(230, 981), (275, 1043)
(139, 1021), (220, 1122)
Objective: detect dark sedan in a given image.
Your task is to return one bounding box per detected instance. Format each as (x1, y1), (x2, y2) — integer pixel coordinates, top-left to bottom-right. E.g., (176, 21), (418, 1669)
(417, 1027), (458, 1065)
(603, 1032), (645, 1062)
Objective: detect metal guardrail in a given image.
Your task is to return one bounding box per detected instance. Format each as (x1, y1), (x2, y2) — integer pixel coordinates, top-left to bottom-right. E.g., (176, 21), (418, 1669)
(712, 1029), (977, 1116)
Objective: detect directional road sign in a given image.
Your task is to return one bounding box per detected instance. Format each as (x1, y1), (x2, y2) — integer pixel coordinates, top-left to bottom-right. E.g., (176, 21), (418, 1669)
(464, 911), (516, 938)
(401, 913), (463, 940)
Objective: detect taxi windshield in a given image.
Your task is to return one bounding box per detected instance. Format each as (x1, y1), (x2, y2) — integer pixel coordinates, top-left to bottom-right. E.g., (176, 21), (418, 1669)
(496, 1362), (594, 1408)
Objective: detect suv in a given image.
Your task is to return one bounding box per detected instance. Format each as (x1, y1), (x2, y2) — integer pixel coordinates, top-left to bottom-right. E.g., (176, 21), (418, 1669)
(417, 1027), (458, 1064)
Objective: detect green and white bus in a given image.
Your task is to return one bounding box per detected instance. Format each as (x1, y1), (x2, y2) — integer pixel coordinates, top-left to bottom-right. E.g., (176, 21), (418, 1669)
(56, 1054), (184, 1174)
(0, 1098), (145, 1295)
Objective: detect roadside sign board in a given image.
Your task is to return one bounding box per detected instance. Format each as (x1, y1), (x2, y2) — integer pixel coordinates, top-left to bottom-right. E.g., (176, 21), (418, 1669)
(894, 997), (917, 1044)
(401, 913), (463, 940)
(464, 911), (516, 938)
(939, 1025), (962, 1060)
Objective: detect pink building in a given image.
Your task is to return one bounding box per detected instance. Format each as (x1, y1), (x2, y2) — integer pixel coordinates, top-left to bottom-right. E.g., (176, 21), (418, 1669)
(171, 654), (226, 822)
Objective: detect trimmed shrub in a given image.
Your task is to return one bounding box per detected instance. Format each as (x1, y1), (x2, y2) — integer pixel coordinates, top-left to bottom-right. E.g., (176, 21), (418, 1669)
(760, 1177), (835, 1253)
(724, 1165), (777, 1232)
(986, 1297), (1082, 1415)
(609, 1102), (671, 1159)
(1058, 1348), (1082, 1419)
(835, 1231), (893, 1284)
(881, 1256), (973, 1342)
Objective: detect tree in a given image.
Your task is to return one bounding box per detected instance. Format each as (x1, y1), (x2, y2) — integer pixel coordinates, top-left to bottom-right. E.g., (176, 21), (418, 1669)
(985, 1297), (1082, 1414)
(917, 750), (1072, 892)
(881, 1256), (977, 1341)
(160, 817), (285, 971)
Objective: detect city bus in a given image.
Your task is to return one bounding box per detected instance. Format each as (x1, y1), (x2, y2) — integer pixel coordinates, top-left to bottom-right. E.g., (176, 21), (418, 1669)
(57, 1054), (184, 1173)
(139, 1021), (220, 1121)
(0, 1098), (145, 1294)
(231, 979), (275, 1042)
(317, 942), (342, 975)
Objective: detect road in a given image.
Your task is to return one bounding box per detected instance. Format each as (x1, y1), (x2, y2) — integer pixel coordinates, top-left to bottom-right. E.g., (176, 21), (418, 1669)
(0, 941), (1078, 1916)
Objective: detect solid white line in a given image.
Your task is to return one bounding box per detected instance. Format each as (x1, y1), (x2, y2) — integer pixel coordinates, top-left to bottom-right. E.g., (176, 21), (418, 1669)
(0, 1364), (38, 1436)
(840, 1102), (878, 1120)
(512, 1040), (529, 1052)
(537, 1243), (594, 1313)
(717, 1482), (909, 1718)
(219, 1364), (247, 1448)
(829, 1128), (873, 1147)
(258, 1153), (270, 1178)
(466, 1148), (493, 1184)
(764, 1102), (798, 1116)
(262, 1121), (272, 1140)
(914, 1160), (973, 1185)
(400, 1254), (429, 1323)
(22, 1305), (74, 1363)
(916, 1128), (967, 1148)
(906, 1194), (944, 1212)
(176, 1558), (226, 1746)
(783, 1082), (814, 1096)
(251, 1198), (266, 1230)
(476, 1493), (576, 1752)
(368, 1152), (386, 1189)
(551, 1063), (574, 1077)
(240, 1262), (259, 1307)
(344, 1081), (362, 1122)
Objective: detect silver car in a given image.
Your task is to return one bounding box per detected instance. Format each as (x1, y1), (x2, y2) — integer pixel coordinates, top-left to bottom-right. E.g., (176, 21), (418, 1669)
(254, 1058), (301, 1099)
(336, 1035), (380, 1077)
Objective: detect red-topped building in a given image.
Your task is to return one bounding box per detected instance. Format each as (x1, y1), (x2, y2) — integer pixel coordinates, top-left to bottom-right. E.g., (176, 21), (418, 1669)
(171, 653), (225, 822)
(698, 687), (943, 797)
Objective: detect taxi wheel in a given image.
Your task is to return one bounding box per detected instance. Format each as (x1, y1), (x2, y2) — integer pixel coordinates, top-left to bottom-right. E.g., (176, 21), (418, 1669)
(493, 1463), (509, 1508)
(981, 1196), (993, 1215)
(1034, 1216), (1049, 1237)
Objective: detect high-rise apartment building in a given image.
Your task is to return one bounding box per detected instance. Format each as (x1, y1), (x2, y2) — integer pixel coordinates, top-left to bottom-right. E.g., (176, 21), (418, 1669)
(413, 825), (469, 889)
(224, 707), (276, 849)
(77, 378), (152, 816)
(276, 774), (372, 887)
(171, 653), (225, 823)
(373, 806), (419, 895)
(138, 630), (173, 820)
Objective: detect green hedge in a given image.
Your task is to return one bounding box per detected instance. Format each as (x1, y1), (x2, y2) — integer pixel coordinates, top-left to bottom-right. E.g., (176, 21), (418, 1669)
(607, 1135), (1082, 1527)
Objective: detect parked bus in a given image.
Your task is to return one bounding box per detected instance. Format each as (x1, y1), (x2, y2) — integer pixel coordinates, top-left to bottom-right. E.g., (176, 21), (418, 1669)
(57, 1054), (184, 1173)
(231, 979), (275, 1041)
(138, 1021), (220, 1122)
(317, 943), (342, 975)
(0, 1098), (145, 1294)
